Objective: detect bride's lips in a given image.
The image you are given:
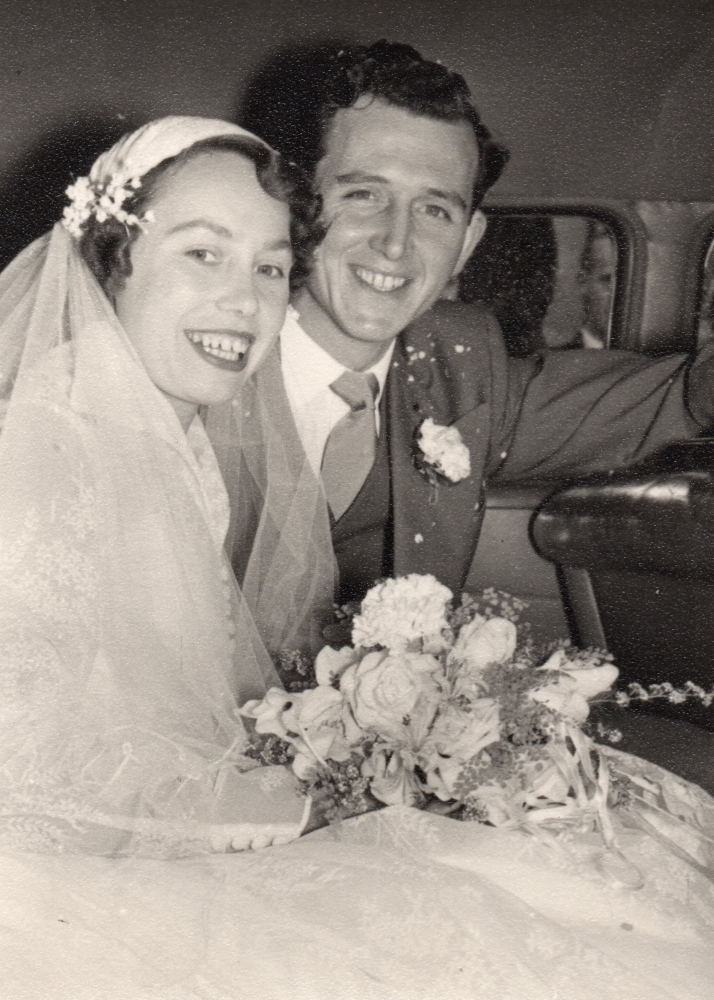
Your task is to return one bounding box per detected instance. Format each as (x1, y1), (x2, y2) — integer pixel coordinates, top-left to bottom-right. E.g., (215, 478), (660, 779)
(185, 329), (255, 372)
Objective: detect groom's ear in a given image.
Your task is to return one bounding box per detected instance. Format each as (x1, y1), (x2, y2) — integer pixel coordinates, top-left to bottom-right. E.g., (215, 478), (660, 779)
(451, 210), (487, 279)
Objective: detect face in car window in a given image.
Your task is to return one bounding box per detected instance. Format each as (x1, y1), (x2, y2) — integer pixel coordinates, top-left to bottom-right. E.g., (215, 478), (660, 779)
(454, 213), (618, 355)
(579, 222), (617, 349)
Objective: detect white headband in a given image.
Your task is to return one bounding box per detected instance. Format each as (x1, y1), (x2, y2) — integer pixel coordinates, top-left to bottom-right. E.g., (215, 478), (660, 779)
(63, 115), (269, 237)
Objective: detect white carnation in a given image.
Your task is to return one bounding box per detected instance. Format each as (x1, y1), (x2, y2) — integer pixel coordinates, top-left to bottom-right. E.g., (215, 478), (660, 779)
(418, 418), (471, 482)
(352, 574), (453, 653)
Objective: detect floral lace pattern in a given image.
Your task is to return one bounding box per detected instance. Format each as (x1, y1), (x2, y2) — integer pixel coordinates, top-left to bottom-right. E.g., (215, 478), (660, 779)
(0, 341), (283, 857)
(3, 795), (714, 999)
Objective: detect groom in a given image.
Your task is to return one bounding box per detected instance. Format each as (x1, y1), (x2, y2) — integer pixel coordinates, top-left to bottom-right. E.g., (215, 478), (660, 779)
(234, 40), (714, 606)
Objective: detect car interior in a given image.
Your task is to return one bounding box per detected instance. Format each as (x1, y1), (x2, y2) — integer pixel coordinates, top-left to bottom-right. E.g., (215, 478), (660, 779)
(0, 2), (711, 788)
(458, 36), (714, 786)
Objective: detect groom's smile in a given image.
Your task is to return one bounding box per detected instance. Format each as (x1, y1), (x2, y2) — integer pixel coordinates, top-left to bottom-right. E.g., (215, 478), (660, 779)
(353, 266), (409, 293)
(293, 97), (487, 370)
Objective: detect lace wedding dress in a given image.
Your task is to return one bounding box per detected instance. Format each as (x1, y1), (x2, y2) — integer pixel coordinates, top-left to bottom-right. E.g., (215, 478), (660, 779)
(0, 196), (711, 997)
(0, 223), (313, 857)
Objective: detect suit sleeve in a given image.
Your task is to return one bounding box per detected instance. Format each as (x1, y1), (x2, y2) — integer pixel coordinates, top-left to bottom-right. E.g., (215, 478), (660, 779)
(492, 340), (714, 481)
(406, 301), (714, 481)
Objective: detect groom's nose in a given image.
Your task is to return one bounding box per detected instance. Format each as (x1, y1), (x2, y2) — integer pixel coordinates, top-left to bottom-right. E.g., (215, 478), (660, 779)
(369, 201), (413, 261)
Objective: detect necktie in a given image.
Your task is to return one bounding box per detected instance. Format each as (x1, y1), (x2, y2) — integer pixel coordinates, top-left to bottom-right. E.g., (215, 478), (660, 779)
(321, 370), (379, 521)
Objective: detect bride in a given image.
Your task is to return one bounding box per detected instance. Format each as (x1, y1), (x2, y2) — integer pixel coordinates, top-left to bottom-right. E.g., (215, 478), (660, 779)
(0, 117), (712, 1000)
(0, 115), (331, 856)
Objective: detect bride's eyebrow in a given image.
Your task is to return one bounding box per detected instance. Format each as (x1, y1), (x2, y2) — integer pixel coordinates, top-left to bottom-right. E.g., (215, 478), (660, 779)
(166, 219), (232, 238)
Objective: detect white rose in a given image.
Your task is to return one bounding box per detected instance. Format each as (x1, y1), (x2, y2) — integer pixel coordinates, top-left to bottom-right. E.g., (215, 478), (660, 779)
(340, 649), (440, 742)
(421, 701), (501, 800)
(450, 615), (517, 674)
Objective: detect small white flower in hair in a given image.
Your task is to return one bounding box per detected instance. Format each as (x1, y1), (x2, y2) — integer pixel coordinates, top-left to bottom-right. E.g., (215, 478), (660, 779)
(62, 171), (147, 238)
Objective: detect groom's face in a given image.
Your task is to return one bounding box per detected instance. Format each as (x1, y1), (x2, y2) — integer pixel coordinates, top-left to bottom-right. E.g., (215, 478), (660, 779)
(301, 98), (486, 359)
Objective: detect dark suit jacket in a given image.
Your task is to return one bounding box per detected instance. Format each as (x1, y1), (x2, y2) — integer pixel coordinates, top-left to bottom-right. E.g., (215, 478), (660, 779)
(380, 301), (711, 595)
(226, 301), (713, 602)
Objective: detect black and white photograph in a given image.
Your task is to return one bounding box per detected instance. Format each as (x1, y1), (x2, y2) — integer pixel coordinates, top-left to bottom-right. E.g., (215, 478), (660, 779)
(0, 1), (713, 997)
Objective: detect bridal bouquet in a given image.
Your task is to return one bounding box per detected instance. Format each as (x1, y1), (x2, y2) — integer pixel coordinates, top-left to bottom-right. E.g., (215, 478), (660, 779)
(241, 574), (711, 843)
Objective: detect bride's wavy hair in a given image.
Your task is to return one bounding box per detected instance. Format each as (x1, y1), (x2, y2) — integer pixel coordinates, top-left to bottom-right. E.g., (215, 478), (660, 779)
(79, 135), (323, 296)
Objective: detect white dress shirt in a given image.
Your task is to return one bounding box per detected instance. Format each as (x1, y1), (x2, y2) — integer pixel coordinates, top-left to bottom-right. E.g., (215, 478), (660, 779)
(280, 313), (395, 477)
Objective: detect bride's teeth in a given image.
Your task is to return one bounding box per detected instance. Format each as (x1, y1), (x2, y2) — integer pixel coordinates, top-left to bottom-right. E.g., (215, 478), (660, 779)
(187, 331), (251, 361)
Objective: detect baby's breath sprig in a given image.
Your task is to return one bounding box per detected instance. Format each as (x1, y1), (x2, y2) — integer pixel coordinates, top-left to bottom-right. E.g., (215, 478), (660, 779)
(275, 649), (317, 693)
(471, 587), (529, 624)
(594, 720), (623, 744)
(613, 680), (714, 708)
(243, 732), (296, 767)
(297, 753), (378, 823)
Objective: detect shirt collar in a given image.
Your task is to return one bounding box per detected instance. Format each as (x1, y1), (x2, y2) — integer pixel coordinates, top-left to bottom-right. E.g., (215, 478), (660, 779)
(281, 311), (395, 410)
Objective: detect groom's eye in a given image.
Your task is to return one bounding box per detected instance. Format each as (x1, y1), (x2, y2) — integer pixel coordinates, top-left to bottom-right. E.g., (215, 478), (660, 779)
(256, 263), (286, 279)
(343, 189), (376, 201)
(422, 204), (453, 222)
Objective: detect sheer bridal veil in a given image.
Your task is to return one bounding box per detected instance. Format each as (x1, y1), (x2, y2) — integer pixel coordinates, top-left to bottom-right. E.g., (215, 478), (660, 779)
(0, 117), (334, 857)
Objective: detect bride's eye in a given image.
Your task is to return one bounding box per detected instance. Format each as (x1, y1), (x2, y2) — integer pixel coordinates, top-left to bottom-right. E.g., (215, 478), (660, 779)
(186, 248), (219, 264)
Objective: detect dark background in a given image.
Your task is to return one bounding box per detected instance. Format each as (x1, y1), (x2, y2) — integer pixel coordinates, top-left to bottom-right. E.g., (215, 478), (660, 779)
(0, 0), (713, 266)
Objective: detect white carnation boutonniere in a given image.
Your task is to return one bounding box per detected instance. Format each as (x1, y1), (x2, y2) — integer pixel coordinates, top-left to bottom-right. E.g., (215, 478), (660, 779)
(415, 417), (471, 486)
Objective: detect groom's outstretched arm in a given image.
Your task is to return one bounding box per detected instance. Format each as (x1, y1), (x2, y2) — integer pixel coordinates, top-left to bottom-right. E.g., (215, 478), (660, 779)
(418, 300), (714, 482)
(493, 342), (712, 481)
(407, 300), (711, 483)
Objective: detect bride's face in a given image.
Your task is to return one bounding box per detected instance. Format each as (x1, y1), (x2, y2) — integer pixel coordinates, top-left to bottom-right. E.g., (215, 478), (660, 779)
(113, 150), (292, 430)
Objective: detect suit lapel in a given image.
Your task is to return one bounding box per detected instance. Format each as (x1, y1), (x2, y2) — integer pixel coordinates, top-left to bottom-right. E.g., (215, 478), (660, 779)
(388, 331), (489, 596)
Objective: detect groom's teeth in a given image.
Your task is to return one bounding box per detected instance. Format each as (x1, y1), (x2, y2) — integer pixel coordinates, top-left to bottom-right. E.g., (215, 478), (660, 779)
(355, 267), (407, 292)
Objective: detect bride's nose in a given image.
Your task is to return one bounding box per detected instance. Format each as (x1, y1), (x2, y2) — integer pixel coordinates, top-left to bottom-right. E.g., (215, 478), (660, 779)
(216, 270), (258, 316)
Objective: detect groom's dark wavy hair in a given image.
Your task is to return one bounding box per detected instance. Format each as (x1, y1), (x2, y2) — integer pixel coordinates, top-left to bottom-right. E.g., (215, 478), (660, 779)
(241, 39), (509, 214)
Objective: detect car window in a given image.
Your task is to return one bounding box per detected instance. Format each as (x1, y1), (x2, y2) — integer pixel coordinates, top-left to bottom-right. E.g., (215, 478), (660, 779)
(455, 213), (618, 356)
(697, 236), (714, 348)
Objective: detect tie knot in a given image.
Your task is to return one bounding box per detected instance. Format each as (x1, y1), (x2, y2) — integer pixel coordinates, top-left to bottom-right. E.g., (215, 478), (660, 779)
(330, 370), (379, 412)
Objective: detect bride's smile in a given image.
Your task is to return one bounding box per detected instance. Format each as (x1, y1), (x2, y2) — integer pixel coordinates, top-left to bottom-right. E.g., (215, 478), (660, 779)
(185, 328), (255, 368)
(113, 148), (293, 430)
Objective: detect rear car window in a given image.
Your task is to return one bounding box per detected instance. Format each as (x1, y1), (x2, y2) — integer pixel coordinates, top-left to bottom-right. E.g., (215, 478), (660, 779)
(455, 213), (618, 356)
